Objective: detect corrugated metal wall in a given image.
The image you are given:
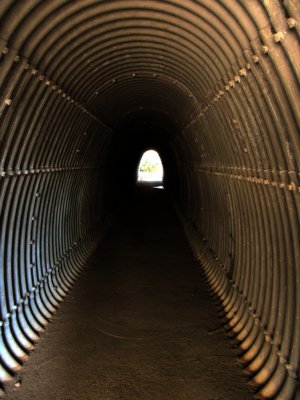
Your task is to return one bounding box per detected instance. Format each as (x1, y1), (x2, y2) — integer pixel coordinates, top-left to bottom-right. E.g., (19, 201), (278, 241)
(0, 1), (299, 398)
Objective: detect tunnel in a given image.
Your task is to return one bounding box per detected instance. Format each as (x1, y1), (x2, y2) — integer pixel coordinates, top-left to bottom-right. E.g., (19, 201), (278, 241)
(0, 0), (299, 399)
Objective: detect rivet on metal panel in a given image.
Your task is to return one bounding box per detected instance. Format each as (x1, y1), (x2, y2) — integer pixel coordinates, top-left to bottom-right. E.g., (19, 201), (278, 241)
(265, 333), (272, 342)
(5, 98), (12, 105)
(286, 365), (297, 378)
(262, 45), (269, 54)
(287, 17), (297, 28)
(239, 69), (247, 76)
(252, 55), (259, 63)
(273, 32), (284, 42)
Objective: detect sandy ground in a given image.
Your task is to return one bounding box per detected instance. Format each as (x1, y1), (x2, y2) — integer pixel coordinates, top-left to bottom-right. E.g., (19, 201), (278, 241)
(4, 184), (254, 400)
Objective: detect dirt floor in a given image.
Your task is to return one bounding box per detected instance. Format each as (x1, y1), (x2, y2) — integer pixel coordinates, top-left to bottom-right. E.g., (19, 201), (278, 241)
(4, 184), (255, 400)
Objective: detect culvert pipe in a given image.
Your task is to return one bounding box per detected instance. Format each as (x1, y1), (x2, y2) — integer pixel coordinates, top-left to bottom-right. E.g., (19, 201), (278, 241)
(0, 1), (299, 398)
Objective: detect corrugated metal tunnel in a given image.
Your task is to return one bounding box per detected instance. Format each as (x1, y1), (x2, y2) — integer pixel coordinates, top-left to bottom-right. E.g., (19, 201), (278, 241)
(0, 1), (299, 398)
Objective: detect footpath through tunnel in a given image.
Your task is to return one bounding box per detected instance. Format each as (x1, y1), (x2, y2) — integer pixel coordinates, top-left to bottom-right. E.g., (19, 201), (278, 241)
(0, 1), (299, 399)
(4, 183), (255, 400)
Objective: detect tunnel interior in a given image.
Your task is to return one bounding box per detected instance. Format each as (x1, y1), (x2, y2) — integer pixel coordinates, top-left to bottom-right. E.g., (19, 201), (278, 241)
(0, 1), (299, 399)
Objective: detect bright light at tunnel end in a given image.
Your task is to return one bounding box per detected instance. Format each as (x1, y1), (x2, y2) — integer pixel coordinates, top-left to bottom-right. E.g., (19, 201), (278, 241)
(137, 150), (164, 184)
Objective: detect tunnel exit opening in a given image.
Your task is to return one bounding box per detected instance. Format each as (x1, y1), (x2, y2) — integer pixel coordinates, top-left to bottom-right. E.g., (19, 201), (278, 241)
(137, 150), (164, 185)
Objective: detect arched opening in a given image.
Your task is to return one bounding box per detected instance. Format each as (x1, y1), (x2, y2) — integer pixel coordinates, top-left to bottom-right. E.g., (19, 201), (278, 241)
(137, 149), (164, 184)
(0, 1), (299, 399)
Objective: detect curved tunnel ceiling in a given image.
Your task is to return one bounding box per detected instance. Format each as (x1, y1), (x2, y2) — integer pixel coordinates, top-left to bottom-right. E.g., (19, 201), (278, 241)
(0, 1), (299, 399)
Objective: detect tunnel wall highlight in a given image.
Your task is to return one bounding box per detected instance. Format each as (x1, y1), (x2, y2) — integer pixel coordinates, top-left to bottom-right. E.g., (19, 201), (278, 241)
(0, 1), (299, 398)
